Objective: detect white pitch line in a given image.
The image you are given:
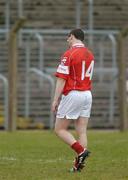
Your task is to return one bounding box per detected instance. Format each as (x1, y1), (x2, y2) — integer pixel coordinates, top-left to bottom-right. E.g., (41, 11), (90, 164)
(0, 157), (17, 161)
(0, 157), (72, 163)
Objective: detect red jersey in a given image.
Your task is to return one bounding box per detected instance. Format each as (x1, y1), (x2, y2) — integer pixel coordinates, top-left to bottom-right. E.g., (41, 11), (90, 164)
(55, 43), (94, 95)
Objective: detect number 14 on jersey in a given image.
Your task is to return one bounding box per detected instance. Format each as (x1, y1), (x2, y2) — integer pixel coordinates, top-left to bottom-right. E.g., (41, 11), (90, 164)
(81, 60), (94, 80)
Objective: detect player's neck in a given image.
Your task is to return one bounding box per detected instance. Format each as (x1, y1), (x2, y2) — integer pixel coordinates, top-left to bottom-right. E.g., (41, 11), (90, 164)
(72, 40), (84, 46)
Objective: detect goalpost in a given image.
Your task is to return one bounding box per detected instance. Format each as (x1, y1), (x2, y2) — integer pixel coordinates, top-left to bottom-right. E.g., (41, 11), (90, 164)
(117, 27), (128, 131)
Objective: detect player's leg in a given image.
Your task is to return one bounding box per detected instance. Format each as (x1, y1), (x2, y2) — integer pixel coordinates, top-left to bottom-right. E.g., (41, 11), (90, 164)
(75, 117), (88, 148)
(71, 90), (92, 172)
(75, 90), (92, 148)
(54, 117), (76, 145)
(54, 117), (85, 155)
(70, 117), (90, 172)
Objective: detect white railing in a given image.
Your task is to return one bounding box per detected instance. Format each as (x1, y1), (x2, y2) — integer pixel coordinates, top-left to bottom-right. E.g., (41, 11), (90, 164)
(25, 33), (44, 117)
(26, 68), (55, 129)
(0, 75), (8, 130)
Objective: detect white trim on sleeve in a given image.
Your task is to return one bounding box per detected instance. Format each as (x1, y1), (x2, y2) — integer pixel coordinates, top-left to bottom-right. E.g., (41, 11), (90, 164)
(57, 64), (69, 74)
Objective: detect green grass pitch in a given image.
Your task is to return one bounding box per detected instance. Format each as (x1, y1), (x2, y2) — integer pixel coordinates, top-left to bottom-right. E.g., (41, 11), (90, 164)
(0, 130), (128, 180)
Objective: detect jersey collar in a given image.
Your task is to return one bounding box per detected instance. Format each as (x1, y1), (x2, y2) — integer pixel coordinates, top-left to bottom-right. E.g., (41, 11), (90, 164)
(72, 43), (85, 47)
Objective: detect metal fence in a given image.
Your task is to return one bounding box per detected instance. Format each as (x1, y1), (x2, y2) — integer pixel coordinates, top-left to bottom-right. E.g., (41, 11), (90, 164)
(0, 0), (123, 129)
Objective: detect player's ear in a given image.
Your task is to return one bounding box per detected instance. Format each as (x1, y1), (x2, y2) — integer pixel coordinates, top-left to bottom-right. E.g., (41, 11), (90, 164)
(70, 34), (74, 40)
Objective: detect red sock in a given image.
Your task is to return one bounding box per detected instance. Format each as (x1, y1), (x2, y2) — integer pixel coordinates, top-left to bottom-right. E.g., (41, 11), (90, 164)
(71, 141), (85, 155)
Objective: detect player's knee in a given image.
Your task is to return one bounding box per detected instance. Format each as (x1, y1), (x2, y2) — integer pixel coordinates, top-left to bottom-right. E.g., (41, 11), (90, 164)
(54, 126), (63, 136)
(54, 126), (59, 135)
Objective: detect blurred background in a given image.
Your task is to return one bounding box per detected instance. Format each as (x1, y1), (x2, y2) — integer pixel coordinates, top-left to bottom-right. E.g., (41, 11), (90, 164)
(0, 0), (128, 130)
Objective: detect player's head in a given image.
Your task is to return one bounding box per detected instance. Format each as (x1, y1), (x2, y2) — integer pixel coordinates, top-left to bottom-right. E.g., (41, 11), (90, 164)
(67, 29), (85, 47)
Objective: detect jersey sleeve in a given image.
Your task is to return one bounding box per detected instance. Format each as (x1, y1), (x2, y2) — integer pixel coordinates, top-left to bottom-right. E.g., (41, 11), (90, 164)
(55, 51), (71, 80)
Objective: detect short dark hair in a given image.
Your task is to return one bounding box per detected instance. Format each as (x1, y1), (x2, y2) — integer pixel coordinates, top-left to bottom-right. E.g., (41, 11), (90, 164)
(69, 29), (85, 41)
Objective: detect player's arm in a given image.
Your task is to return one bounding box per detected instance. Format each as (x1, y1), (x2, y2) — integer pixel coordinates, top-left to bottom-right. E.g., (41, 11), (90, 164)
(52, 77), (66, 113)
(52, 51), (70, 113)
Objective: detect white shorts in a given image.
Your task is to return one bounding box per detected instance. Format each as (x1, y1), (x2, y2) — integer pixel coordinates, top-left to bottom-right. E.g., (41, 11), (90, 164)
(56, 90), (92, 119)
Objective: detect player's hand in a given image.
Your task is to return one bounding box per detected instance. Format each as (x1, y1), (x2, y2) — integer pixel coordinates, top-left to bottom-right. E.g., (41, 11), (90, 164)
(51, 100), (59, 113)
